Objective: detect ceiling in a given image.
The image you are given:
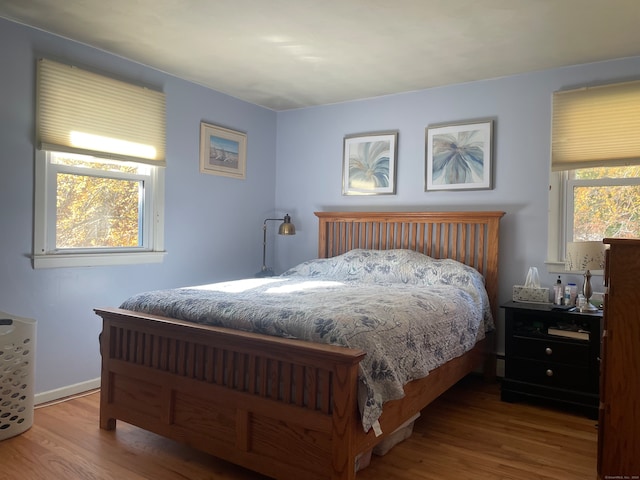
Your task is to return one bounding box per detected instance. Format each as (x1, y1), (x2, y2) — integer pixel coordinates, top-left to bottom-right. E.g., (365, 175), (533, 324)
(2, 0), (640, 111)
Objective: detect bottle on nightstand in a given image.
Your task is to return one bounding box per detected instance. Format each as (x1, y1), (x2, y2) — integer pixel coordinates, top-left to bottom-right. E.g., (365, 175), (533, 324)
(554, 276), (563, 305)
(564, 283), (577, 306)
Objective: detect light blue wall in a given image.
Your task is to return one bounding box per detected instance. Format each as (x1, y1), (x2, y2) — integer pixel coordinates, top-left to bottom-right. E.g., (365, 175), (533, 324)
(0, 18), (278, 395)
(274, 56), (640, 354)
(3, 16), (640, 395)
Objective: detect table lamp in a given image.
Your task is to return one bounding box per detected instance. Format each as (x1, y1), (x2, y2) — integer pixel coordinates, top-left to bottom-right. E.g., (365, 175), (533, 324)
(255, 214), (295, 277)
(565, 241), (606, 312)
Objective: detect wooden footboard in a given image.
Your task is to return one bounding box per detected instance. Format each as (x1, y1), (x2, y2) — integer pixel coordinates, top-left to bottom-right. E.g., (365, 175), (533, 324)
(97, 307), (366, 480)
(97, 307), (489, 480)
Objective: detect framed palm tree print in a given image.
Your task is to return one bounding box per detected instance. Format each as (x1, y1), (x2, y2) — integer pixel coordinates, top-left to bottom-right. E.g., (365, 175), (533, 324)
(342, 131), (398, 195)
(425, 120), (493, 191)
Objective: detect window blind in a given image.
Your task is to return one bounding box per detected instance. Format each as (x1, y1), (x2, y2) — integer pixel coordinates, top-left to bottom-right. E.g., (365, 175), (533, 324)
(551, 80), (640, 171)
(37, 58), (166, 166)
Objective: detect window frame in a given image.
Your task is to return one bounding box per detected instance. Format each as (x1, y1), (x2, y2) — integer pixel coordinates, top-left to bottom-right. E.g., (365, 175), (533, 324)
(547, 168), (640, 273)
(33, 149), (166, 269)
(547, 171), (568, 273)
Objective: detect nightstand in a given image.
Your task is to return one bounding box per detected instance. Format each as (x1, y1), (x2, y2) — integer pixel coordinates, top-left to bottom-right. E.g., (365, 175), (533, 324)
(501, 301), (602, 419)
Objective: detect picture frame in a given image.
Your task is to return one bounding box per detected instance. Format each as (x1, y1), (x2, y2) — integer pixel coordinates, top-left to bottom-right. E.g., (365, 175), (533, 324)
(342, 131), (398, 195)
(199, 122), (247, 179)
(425, 120), (493, 191)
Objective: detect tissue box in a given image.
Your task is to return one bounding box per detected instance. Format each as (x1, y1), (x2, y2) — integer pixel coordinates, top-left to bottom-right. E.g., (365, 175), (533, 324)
(512, 285), (549, 303)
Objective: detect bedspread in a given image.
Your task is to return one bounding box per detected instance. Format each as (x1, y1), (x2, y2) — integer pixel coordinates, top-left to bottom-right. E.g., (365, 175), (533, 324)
(120, 249), (493, 433)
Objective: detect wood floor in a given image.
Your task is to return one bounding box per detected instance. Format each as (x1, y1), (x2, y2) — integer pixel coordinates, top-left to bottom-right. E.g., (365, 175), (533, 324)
(0, 375), (597, 480)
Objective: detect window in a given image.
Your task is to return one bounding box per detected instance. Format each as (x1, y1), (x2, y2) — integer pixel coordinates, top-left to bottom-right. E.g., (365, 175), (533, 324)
(33, 58), (166, 268)
(33, 151), (165, 268)
(568, 166), (640, 241)
(547, 80), (640, 270)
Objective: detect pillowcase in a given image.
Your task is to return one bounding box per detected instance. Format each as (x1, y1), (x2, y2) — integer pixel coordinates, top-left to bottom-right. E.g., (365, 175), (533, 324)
(282, 248), (483, 287)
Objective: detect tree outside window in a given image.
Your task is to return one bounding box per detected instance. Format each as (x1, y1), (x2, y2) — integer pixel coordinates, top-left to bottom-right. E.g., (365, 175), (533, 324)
(569, 165), (640, 241)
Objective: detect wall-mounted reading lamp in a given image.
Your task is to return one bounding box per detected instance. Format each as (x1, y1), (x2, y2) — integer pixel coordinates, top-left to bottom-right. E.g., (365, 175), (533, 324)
(255, 214), (296, 277)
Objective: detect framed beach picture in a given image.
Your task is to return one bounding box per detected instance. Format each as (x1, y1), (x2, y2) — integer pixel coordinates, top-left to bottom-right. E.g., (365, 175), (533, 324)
(199, 122), (247, 179)
(425, 120), (493, 191)
(342, 131), (398, 195)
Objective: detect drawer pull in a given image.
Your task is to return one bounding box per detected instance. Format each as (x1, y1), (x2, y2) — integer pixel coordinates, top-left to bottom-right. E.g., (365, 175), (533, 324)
(546, 369), (554, 377)
(545, 347), (553, 355)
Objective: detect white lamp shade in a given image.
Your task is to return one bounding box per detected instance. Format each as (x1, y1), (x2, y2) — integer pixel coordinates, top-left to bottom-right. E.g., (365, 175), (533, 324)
(565, 241), (606, 271)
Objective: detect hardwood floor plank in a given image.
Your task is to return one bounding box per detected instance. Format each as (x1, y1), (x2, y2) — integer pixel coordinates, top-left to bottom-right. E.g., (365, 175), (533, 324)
(0, 376), (597, 479)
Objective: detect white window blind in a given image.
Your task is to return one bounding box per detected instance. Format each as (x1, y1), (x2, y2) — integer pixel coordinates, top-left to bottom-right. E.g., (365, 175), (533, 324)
(37, 58), (166, 166)
(552, 80), (640, 171)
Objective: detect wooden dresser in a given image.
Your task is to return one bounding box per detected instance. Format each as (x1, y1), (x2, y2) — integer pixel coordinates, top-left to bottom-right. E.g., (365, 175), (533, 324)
(598, 238), (640, 479)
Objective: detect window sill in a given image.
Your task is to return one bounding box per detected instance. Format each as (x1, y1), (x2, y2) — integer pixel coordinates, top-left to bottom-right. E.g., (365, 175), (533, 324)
(545, 260), (604, 276)
(545, 260), (568, 274)
(32, 251), (167, 269)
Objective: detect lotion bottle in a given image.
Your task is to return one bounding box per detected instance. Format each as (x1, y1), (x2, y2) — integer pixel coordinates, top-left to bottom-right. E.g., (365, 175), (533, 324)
(554, 276), (563, 305)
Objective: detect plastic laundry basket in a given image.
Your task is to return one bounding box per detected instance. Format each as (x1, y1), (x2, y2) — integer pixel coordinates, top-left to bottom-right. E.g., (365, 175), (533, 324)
(0, 311), (36, 440)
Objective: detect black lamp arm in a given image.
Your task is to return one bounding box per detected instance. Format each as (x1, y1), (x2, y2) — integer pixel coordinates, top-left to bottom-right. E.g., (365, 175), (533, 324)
(260, 218), (285, 272)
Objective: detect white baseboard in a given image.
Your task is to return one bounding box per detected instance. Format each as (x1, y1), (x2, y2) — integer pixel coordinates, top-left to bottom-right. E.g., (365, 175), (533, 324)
(35, 377), (101, 405)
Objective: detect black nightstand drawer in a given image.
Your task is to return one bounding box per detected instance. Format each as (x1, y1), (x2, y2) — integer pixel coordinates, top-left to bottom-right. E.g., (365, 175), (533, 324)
(506, 358), (591, 391)
(511, 335), (589, 366)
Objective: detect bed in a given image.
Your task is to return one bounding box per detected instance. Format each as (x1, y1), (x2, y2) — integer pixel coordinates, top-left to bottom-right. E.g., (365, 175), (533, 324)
(96, 210), (504, 480)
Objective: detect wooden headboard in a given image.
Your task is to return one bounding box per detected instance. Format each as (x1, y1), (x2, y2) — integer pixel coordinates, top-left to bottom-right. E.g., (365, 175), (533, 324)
(315, 211), (505, 317)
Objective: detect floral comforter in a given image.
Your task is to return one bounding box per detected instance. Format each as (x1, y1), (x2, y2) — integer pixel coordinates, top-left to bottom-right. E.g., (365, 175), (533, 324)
(120, 249), (493, 433)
